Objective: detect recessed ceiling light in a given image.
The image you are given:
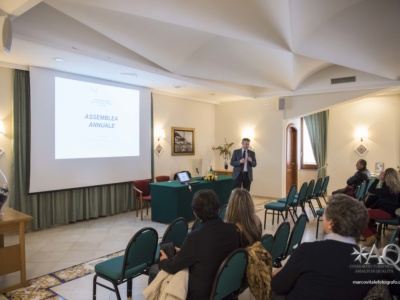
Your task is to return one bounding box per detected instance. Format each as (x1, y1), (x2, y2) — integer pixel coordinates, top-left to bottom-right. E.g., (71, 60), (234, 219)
(53, 58), (64, 62)
(120, 73), (137, 78)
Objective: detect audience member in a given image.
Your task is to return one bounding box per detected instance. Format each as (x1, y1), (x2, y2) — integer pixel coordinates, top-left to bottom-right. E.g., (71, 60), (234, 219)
(225, 188), (262, 247)
(271, 194), (396, 299)
(363, 167), (400, 246)
(332, 159), (370, 195)
(225, 188), (272, 300)
(153, 190), (240, 299)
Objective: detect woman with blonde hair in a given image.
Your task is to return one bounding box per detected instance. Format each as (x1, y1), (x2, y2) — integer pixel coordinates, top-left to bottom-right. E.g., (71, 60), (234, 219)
(225, 188), (262, 247)
(363, 167), (400, 245)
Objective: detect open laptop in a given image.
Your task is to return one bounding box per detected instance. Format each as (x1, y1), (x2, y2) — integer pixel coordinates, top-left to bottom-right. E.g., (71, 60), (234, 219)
(176, 171), (199, 184)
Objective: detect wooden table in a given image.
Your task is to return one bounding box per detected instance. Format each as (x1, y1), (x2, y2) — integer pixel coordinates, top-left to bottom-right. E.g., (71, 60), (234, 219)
(0, 207), (33, 293)
(213, 169), (233, 176)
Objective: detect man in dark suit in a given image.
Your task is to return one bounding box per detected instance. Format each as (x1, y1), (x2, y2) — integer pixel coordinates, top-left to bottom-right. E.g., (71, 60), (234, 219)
(158, 190), (240, 299)
(230, 137), (257, 191)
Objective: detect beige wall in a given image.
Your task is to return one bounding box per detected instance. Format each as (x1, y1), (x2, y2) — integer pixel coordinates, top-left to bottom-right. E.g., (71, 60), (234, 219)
(152, 93), (216, 180)
(327, 95), (400, 194)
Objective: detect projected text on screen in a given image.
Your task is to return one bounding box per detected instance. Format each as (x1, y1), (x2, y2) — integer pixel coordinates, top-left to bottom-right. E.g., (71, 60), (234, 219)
(55, 77), (140, 159)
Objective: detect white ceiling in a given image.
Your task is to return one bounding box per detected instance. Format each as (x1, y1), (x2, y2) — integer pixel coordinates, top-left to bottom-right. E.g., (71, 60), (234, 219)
(0, 0), (400, 104)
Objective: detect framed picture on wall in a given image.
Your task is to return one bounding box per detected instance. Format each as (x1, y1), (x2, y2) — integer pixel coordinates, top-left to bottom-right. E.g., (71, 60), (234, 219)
(171, 127), (195, 156)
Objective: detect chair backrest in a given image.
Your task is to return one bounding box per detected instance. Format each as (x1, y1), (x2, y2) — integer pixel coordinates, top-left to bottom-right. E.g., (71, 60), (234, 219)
(162, 217), (189, 248)
(155, 175), (170, 182)
(306, 179), (315, 200)
(133, 179), (151, 197)
(218, 204), (228, 220)
(312, 177), (323, 197)
(271, 221), (291, 263)
(122, 227), (158, 281)
(356, 181), (367, 200)
(209, 248), (248, 300)
(284, 214), (307, 258)
(191, 218), (202, 232)
(362, 179), (370, 198)
(261, 233), (274, 254)
(320, 176), (330, 195)
(284, 185), (297, 208)
(296, 182), (308, 205)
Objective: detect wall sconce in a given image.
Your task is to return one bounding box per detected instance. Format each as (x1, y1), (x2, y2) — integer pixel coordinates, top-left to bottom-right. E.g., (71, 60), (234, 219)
(0, 120), (4, 134)
(155, 128), (165, 141)
(242, 129), (254, 140)
(355, 128), (368, 142)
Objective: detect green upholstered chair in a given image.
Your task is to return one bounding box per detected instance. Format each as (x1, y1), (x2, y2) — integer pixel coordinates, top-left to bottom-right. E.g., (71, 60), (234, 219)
(209, 248), (248, 300)
(311, 177), (323, 209)
(315, 208), (324, 239)
(154, 217), (189, 263)
(271, 221), (291, 268)
(161, 217), (189, 247)
(305, 179), (316, 217)
(318, 176), (330, 204)
(264, 185), (297, 228)
(283, 213), (307, 259)
(93, 227), (158, 300)
(261, 233), (274, 254)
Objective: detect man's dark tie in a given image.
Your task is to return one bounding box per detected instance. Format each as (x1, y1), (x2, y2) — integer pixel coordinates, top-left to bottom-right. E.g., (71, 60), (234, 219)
(240, 150), (246, 172)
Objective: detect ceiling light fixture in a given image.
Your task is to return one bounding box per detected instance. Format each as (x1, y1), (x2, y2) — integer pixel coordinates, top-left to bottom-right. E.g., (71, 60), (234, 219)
(53, 58), (64, 62)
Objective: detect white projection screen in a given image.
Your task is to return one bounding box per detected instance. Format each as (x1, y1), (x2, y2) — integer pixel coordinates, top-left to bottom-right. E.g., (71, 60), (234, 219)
(29, 67), (152, 193)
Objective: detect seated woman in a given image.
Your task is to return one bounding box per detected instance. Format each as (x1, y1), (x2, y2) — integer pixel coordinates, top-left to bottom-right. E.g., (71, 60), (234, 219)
(363, 167), (400, 246)
(225, 188), (272, 300)
(225, 188), (262, 247)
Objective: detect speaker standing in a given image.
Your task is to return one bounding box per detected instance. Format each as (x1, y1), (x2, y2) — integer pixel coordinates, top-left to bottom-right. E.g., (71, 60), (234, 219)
(230, 138), (257, 191)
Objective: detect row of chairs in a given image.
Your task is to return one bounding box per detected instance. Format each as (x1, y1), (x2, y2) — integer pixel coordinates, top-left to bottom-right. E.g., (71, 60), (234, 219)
(261, 214), (307, 268)
(263, 176), (330, 228)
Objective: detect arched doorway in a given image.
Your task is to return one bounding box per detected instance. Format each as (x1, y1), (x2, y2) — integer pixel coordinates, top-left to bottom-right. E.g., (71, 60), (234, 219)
(286, 124), (298, 194)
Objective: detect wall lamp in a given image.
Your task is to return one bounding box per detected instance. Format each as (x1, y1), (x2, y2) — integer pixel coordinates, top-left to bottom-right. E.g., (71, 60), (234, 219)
(155, 128), (165, 141)
(355, 128), (368, 142)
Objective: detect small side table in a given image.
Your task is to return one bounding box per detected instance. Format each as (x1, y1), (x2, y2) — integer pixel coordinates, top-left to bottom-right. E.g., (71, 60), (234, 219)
(0, 207), (33, 293)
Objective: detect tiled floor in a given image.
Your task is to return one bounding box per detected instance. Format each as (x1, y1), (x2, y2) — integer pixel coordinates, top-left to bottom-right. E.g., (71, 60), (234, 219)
(0, 196), (393, 300)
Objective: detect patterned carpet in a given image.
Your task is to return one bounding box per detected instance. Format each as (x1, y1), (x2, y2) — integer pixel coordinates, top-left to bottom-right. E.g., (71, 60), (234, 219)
(2, 250), (124, 300)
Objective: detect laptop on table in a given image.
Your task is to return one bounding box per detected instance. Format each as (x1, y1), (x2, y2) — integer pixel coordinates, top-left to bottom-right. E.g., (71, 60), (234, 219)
(176, 171), (199, 184)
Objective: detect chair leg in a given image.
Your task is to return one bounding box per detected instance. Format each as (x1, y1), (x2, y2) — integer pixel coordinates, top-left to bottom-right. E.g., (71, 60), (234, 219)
(140, 198), (143, 221)
(127, 278), (133, 298)
(93, 274), (98, 300)
(315, 196), (323, 208)
(300, 204), (309, 222)
(264, 210), (267, 229)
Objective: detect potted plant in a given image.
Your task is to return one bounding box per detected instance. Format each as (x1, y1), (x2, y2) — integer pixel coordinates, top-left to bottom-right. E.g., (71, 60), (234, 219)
(212, 138), (234, 170)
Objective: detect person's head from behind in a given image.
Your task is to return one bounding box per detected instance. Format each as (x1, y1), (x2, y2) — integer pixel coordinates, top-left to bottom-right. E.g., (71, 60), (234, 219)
(225, 188), (261, 245)
(241, 138), (251, 150)
(323, 194), (368, 239)
(383, 168), (400, 194)
(192, 189), (220, 221)
(356, 159), (367, 170)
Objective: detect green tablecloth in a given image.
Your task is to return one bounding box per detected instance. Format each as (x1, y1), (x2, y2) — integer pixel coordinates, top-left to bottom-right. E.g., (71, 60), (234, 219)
(150, 175), (233, 223)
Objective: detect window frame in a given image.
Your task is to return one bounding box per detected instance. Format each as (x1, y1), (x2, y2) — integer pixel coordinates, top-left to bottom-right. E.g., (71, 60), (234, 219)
(301, 118), (317, 170)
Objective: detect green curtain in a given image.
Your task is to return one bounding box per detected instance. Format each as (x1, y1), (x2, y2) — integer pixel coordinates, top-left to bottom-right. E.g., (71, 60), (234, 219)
(11, 70), (136, 230)
(304, 110), (329, 179)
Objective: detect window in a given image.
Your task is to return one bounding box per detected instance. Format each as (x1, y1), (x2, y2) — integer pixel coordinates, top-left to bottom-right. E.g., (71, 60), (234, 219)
(301, 118), (317, 169)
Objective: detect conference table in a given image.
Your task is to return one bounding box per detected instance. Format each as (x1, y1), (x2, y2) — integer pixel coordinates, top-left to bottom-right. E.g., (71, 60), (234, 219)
(150, 175), (233, 223)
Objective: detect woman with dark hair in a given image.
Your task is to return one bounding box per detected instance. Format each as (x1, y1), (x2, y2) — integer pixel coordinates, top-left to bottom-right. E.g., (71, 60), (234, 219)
(363, 167), (400, 246)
